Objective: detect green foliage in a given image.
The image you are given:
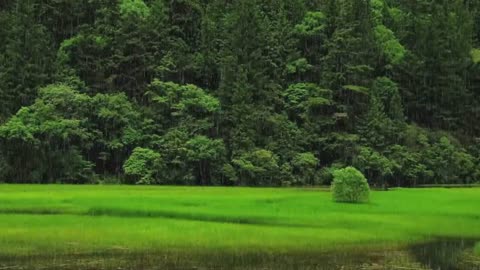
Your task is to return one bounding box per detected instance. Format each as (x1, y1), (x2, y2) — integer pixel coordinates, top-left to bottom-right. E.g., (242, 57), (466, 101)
(388, 8), (406, 26)
(0, 84), (144, 183)
(342, 85), (369, 95)
(294, 12), (326, 36)
(123, 147), (163, 184)
(186, 136), (224, 163)
(291, 152), (319, 185)
(374, 25), (406, 65)
(292, 152), (318, 168)
(0, 0), (479, 186)
(221, 163), (238, 184)
(284, 83), (332, 118)
(357, 95), (390, 148)
(318, 162), (345, 185)
(357, 77), (405, 150)
(425, 137), (477, 184)
(155, 128), (193, 184)
(371, 0), (386, 24)
(286, 58), (312, 74)
(320, 0), (378, 92)
(395, 0), (474, 130)
(472, 49), (480, 64)
(233, 149), (280, 186)
(331, 167), (370, 203)
(386, 145), (433, 187)
(186, 136), (226, 185)
(371, 77), (404, 120)
(0, 84), (94, 183)
(353, 147), (394, 187)
(0, 1), (55, 117)
(143, 81), (223, 184)
(148, 80), (220, 116)
(120, 0), (150, 19)
(58, 34), (109, 65)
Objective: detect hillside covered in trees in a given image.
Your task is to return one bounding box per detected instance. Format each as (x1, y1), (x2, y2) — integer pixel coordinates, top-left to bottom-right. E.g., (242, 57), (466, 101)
(0, 0), (479, 187)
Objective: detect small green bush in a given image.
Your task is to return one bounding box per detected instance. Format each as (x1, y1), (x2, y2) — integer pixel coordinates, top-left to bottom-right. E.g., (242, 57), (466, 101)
(331, 167), (370, 203)
(475, 242), (480, 255)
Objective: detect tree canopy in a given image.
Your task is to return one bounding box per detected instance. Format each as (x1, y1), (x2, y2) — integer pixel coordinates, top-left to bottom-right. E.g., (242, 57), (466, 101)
(0, 0), (479, 186)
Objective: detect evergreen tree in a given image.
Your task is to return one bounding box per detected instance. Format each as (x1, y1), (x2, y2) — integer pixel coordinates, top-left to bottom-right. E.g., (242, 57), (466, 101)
(0, 0), (478, 185)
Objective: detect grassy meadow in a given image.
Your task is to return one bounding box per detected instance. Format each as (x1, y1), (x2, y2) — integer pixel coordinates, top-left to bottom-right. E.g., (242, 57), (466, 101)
(0, 185), (479, 264)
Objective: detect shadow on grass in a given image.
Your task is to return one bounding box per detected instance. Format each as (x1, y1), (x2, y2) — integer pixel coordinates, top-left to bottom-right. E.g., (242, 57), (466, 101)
(0, 208), (67, 215)
(0, 207), (319, 228)
(85, 207), (318, 228)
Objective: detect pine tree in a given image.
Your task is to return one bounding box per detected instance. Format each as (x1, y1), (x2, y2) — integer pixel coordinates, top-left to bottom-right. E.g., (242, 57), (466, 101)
(0, 0), (55, 117)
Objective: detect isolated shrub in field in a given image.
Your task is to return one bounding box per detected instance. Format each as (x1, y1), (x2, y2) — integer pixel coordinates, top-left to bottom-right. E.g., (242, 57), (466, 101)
(331, 167), (370, 203)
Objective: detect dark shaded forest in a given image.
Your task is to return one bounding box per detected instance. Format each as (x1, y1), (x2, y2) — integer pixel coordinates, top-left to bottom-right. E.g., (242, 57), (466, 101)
(0, 0), (479, 187)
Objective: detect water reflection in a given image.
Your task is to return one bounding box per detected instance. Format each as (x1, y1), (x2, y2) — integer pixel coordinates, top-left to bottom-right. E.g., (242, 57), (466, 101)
(411, 238), (480, 270)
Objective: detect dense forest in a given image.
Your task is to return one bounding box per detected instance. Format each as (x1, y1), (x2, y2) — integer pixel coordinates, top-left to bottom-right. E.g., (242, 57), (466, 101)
(0, 0), (479, 187)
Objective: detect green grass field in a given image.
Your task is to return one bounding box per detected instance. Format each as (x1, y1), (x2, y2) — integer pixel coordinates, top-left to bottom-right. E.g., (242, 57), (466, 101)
(0, 185), (479, 260)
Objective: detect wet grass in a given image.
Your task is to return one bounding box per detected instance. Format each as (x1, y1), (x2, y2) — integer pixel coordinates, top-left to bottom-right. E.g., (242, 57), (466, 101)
(0, 185), (479, 260)
(0, 250), (435, 270)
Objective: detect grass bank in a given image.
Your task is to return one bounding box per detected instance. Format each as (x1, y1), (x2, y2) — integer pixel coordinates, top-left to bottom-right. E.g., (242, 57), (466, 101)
(0, 185), (479, 258)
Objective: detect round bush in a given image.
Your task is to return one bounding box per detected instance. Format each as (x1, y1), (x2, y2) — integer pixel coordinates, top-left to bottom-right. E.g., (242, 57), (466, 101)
(331, 167), (370, 203)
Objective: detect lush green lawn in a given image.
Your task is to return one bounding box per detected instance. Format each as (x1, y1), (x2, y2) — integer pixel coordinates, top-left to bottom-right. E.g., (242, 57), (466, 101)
(0, 185), (479, 258)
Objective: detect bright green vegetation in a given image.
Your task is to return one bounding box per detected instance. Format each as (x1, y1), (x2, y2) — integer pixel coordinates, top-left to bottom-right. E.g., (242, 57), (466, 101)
(0, 185), (479, 259)
(472, 49), (480, 64)
(1, 1), (480, 187)
(331, 167), (370, 203)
